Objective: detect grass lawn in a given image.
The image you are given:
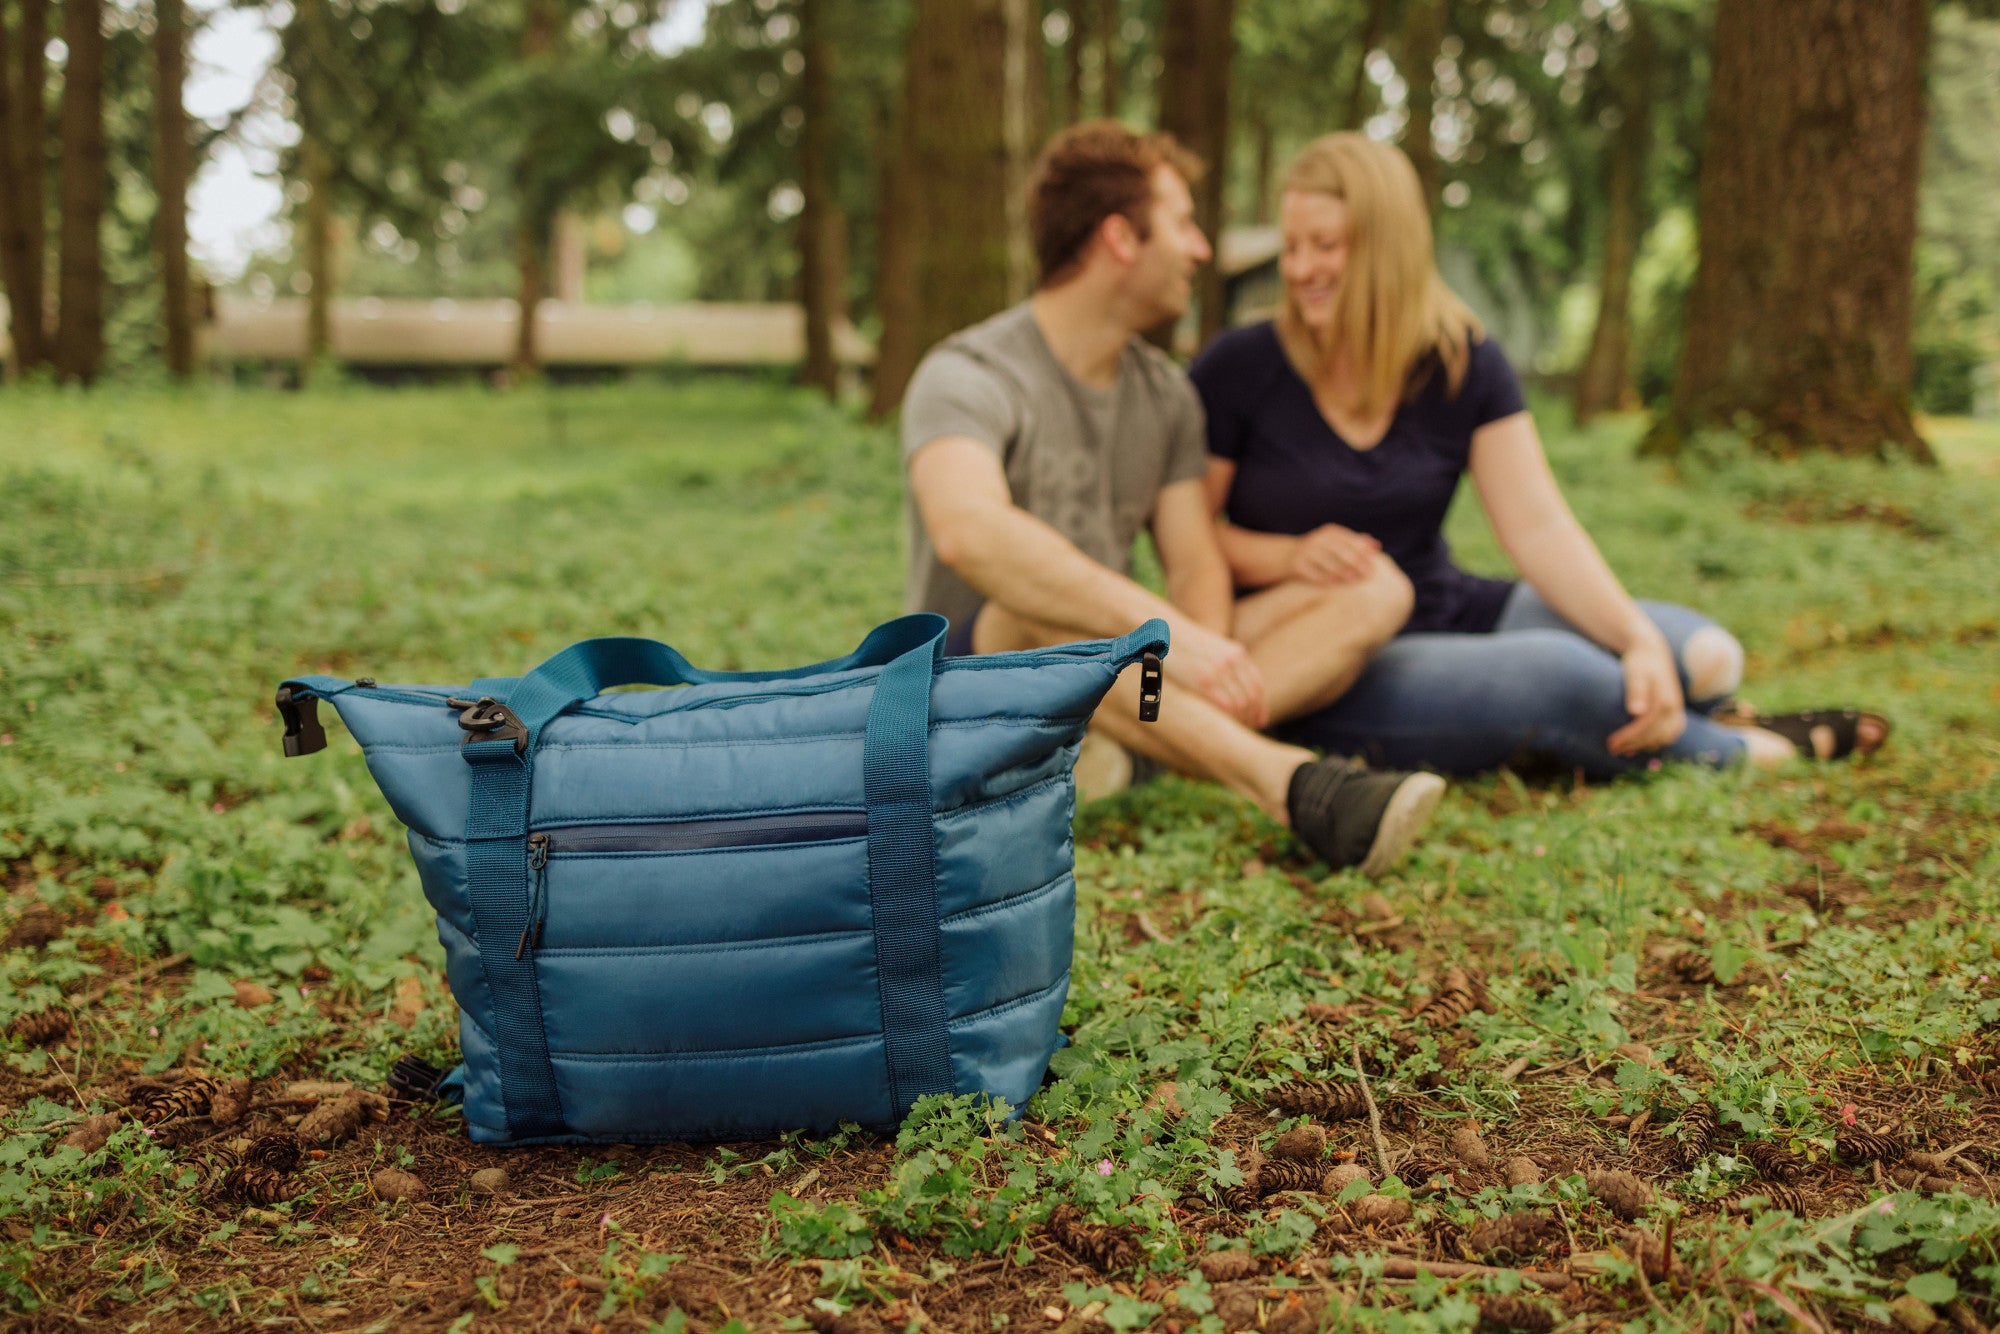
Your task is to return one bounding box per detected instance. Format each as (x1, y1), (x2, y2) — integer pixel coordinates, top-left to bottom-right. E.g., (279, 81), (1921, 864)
(1, 381), (1996, 1333)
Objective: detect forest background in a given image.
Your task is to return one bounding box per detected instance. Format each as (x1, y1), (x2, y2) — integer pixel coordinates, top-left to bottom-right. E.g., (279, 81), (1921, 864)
(0, 0), (1996, 456)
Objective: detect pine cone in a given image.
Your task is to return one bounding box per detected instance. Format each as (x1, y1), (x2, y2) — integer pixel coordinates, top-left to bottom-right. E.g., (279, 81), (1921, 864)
(1836, 1129), (1905, 1164)
(803, 1311), (870, 1334)
(1222, 1180), (1263, 1213)
(1669, 1100), (1718, 1165)
(1742, 1140), (1806, 1183)
(130, 1074), (219, 1125)
(1477, 1295), (1556, 1333)
(244, 1131), (304, 1172)
(1265, 1078), (1368, 1121)
(1044, 1202), (1139, 1272)
(1415, 967), (1484, 1027)
(1669, 950), (1715, 984)
(5, 1009), (73, 1047)
(152, 1117), (217, 1150)
(1716, 1183), (1808, 1216)
(207, 1077), (253, 1128)
(222, 1164), (302, 1205)
(1466, 1210), (1557, 1262)
(1256, 1159), (1328, 1197)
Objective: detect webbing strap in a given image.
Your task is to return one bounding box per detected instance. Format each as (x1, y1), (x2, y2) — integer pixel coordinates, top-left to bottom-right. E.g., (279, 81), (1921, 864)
(458, 615), (949, 1139)
(862, 632), (951, 1119)
(461, 737), (565, 1140)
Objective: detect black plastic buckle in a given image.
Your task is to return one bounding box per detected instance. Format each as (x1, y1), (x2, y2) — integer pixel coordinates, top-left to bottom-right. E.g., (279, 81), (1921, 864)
(276, 686), (327, 757)
(386, 1054), (446, 1102)
(447, 696), (528, 754)
(1138, 652), (1162, 723)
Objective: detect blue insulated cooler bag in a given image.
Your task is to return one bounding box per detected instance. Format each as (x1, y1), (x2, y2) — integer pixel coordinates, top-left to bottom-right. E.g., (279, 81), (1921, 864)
(275, 613), (1168, 1145)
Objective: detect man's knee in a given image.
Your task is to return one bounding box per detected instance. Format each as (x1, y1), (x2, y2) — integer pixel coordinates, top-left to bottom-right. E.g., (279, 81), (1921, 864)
(1682, 625), (1744, 703)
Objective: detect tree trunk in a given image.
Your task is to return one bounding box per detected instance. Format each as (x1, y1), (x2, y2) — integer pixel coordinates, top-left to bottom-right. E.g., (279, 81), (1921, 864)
(1342, 0), (1390, 130)
(1250, 104), (1273, 225)
(1155, 0), (1235, 349)
(867, 87), (919, 419)
(154, 0), (194, 380)
(301, 135), (333, 375)
(1647, 0), (1932, 461)
(1398, 0), (1443, 212)
(513, 210), (547, 375)
(1003, 0), (1038, 301)
(54, 0), (106, 384)
(512, 0), (559, 379)
(0, 2), (18, 376)
(1573, 13), (1654, 425)
(1094, 0), (1119, 117)
(906, 0), (1022, 363)
(798, 0), (840, 396)
(1063, 0), (1083, 126)
(2, 0), (49, 372)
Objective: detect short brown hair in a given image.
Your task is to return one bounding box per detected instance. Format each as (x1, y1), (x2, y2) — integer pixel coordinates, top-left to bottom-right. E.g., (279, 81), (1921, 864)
(1028, 121), (1203, 286)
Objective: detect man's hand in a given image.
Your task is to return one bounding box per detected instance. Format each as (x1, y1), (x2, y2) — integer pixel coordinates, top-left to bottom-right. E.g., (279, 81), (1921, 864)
(1608, 631), (1687, 757)
(1288, 524), (1382, 585)
(1166, 621), (1268, 728)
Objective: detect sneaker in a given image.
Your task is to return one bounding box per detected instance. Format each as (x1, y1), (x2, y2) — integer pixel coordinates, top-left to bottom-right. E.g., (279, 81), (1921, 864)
(1285, 756), (1445, 878)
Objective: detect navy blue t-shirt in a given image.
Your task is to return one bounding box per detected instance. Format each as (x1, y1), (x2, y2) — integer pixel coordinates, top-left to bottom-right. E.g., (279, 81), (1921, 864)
(1189, 322), (1528, 634)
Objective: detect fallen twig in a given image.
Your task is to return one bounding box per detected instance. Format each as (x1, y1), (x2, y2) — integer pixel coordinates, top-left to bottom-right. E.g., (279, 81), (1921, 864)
(1349, 1042), (1392, 1179)
(1133, 912), (1170, 944)
(1368, 1258), (1571, 1290)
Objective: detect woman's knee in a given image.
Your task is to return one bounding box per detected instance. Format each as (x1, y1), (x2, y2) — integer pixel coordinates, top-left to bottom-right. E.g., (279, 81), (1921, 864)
(1682, 625), (1744, 703)
(1346, 554), (1414, 643)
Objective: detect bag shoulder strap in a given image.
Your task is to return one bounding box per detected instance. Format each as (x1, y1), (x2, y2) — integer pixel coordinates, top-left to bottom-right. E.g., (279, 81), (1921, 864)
(459, 616), (951, 1139)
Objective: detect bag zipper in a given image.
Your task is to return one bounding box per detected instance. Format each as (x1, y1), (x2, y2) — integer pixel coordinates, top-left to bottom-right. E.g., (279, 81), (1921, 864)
(514, 811), (866, 955)
(536, 810), (868, 856)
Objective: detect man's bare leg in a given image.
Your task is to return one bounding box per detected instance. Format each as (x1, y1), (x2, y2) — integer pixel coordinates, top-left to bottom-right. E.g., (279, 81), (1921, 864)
(1231, 557), (1414, 722)
(974, 603), (1307, 819)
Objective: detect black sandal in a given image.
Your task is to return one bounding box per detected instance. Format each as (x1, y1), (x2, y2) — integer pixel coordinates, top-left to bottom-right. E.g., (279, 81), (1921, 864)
(1719, 707), (1891, 761)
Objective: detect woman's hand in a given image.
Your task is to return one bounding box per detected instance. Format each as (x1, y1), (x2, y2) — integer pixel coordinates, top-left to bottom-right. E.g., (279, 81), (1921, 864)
(1288, 524), (1381, 585)
(1608, 630), (1687, 757)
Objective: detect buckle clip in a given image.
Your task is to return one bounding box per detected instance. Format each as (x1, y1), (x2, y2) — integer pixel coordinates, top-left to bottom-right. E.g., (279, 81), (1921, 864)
(447, 696), (528, 754)
(276, 686), (327, 757)
(1138, 652), (1162, 723)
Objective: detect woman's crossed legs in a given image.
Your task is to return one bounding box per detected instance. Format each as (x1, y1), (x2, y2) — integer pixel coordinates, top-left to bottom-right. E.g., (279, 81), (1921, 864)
(1277, 585), (1756, 780)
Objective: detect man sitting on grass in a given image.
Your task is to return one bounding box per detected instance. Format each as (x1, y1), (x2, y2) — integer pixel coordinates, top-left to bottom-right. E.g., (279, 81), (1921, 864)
(900, 121), (1444, 877)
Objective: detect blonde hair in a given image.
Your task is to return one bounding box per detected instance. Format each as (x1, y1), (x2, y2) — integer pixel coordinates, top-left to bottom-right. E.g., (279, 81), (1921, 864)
(1275, 133), (1480, 422)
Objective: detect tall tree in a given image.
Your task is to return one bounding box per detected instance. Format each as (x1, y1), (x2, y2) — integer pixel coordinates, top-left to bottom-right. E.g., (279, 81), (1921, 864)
(1092, 0), (1120, 116)
(511, 0), (559, 376)
(798, 0), (841, 396)
(1341, 0), (1388, 129)
(1573, 6), (1655, 424)
(873, 0), (1029, 411)
(1155, 0), (1234, 347)
(0, 0), (49, 373)
(153, 0), (194, 379)
(867, 83), (919, 418)
(1647, 0), (1933, 461)
(54, 0), (107, 383)
(1397, 0), (1444, 210)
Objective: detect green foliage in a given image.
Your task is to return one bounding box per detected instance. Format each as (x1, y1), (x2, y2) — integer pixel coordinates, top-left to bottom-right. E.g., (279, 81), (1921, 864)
(3, 381), (1998, 1322)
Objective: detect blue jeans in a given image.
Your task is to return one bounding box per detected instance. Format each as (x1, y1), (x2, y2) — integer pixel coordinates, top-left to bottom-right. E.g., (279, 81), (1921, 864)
(1277, 585), (1748, 779)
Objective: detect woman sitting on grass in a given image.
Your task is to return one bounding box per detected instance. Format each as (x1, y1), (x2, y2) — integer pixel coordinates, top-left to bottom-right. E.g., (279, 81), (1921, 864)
(1189, 133), (1887, 779)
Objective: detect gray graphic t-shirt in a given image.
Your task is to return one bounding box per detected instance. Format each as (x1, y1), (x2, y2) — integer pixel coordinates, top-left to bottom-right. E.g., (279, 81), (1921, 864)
(900, 301), (1208, 632)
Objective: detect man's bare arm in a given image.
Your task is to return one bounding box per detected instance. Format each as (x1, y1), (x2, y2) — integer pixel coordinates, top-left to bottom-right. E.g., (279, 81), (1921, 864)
(910, 437), (1266, 724)
(1149, 477), (1235, 636)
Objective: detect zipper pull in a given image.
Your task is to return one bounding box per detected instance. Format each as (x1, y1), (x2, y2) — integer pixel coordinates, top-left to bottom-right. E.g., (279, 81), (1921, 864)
(518, 834), (551, 959)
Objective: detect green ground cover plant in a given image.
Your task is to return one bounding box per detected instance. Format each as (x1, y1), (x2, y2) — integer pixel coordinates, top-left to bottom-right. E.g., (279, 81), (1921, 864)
(0, 381), (1995, 1332)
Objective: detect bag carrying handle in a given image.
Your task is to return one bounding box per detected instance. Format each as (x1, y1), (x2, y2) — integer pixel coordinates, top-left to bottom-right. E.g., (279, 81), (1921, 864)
(497, 613), (948, 746)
